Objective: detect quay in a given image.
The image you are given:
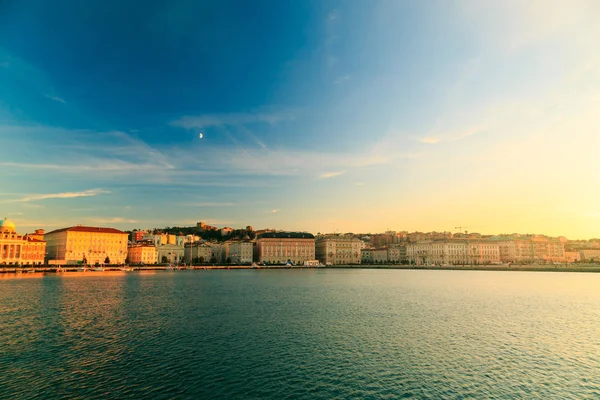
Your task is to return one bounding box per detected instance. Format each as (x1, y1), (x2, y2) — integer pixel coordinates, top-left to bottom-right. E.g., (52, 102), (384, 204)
(2, 264), (600, 275)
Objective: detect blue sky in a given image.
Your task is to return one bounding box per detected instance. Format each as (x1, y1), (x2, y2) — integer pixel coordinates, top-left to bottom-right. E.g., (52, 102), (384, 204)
(1, 0), (599, 238)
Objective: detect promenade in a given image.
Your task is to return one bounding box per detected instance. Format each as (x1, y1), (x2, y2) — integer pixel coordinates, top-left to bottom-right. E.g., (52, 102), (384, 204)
(2, 264), (600, 275)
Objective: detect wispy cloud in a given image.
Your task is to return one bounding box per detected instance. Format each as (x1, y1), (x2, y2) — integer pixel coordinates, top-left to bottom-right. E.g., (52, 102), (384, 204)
(417, 126), (485, 144)
(419, 137), (441, 144)
(45, 94), (66, 104)
(89, 217), (137, 224)
(15, 188), (110, 202)
(319, 171), (345, 179)
(182, 202), (237, 207)
(171, 111), (295, 129)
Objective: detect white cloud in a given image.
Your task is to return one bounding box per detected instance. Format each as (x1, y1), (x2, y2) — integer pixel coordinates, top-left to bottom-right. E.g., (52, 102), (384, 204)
(15, 188), (110, 202)
(419, 137), (440, 144)
(319, 171), (345, 179)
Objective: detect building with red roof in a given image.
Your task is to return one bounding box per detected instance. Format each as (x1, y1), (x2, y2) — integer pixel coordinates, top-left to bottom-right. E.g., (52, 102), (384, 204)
(45, 225), (128, 265)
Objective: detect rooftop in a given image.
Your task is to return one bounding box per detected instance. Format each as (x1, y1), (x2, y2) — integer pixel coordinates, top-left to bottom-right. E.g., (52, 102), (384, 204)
(258, 232), (315, 239)
(46, 225), (127, 235)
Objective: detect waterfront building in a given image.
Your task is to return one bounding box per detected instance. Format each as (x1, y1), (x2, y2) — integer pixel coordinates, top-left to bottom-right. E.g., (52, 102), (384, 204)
(256, 232), (315, 265)
(127, 244), (157, 264)
(315, 235), (362, 265)
(493, 235), (565, 263)
(156, 244), (184, 264)
(185, 242), (213, 263)
(0, 218), (46, 265)
(228, 240), (253, 263)
(406, 240), (500, 265)
(45, 225), (128, 265)
(580, 249), (600, 262)
(565, 251), (581, 263)
(407, 241), (467, 265)
(207, 242), (226, 263)
(467, 241), (501, 264)
(361, 248), (388, 264)
(387, 245), (405, 263)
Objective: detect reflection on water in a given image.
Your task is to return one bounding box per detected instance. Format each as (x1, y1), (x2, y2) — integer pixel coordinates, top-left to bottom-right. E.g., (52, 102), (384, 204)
(1, 270), (600, 399)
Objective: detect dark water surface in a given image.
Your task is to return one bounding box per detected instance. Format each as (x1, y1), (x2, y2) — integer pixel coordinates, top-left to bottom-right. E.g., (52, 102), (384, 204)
(1, 269), (599, 399)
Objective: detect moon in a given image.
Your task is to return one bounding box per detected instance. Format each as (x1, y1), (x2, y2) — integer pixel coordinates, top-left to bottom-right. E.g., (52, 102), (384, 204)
(198, 133), (203, 139)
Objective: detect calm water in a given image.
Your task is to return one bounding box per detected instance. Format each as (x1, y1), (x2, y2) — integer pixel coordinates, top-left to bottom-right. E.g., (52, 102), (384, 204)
(1, 269), (599, 399)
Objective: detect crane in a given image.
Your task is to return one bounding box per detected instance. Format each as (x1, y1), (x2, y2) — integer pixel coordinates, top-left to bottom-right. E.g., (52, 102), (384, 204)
(455, 226), (468, 234)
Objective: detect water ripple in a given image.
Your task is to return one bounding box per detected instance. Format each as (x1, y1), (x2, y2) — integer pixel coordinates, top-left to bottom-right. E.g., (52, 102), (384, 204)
(1, 270), (599, 399)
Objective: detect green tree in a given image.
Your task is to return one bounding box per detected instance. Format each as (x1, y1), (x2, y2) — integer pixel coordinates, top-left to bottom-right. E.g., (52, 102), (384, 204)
(161, 255), (169, 263)
(104, 256), (110, 264)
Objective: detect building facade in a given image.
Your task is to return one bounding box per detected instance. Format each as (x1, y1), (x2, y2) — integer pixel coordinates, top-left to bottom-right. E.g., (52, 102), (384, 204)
(156, 244), (184, 264)
(127, 244), (158, 264)
(361, 248), (388, 264)
(0, 218), (46, 265)
(256, 232), (315, 265)
(228, 241), (253, 263)
(493, 235), (565, 263)
(185, 242), (213, 263)
(45, 225), (128, 265)
(315, 236), (362, 265)
(580, 249), (600, 262)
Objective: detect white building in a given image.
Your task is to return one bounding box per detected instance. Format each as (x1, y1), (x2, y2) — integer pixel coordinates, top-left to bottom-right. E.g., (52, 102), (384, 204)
(315, 235), (362, 265)
(407, 240), (500, 265)
(185, 242), (213, 264)
(228, 241), (253, 263)
(156, 244), (184, 264)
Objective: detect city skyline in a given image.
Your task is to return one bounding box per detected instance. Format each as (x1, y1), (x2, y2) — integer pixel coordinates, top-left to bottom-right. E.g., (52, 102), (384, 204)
(1, 1), (599, 239)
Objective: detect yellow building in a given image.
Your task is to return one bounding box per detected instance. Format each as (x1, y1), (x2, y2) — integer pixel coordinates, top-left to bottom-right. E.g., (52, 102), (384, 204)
(127, 244), (158, 264)
(45, 225), (128, 265)
(256, 232), (315, 265)
(0, 218), (46, 265)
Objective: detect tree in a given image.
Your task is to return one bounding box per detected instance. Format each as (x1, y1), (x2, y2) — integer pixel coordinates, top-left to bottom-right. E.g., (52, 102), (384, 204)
(161, 255), (169, 263)
(125, 257), (130, 264)
(226, 257), (232, 264)
(104, 256), (110, 264)
(210, 256), (217, 264)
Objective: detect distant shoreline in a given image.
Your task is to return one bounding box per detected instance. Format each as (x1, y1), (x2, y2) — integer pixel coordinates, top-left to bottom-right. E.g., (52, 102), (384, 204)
(2, 263), (600, 275)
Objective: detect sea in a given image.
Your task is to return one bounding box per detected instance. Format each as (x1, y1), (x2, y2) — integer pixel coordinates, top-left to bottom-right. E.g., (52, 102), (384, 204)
(1, 269), (599, 399)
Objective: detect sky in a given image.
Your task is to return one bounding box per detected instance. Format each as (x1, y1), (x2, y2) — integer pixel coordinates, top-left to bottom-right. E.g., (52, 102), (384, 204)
(0, 0), (599, 239)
